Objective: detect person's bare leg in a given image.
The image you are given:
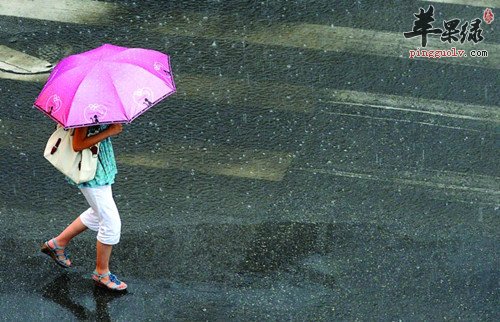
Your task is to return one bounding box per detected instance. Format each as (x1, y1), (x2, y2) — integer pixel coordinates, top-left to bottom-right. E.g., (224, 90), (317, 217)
(95, 240), (113, 275)
(46, 217), (88, 266)
(94, 241), (126, 288)
(53, 217), (88, 247)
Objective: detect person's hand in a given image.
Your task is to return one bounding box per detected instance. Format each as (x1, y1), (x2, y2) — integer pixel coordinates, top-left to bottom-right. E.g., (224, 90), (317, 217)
(107, 123), (123, 136)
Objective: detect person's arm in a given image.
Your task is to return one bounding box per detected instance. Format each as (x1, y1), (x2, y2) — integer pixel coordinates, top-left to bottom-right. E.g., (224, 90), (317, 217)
(72, 124), (123, 152)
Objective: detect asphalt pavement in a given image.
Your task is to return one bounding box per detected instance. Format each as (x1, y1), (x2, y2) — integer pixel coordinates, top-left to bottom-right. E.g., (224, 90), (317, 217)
(0, 0), (498, 321)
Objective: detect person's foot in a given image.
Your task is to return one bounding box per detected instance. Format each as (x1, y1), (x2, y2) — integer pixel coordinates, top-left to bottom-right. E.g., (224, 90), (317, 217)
(41, 238), (72, 268)
(92, 271), (127, 292)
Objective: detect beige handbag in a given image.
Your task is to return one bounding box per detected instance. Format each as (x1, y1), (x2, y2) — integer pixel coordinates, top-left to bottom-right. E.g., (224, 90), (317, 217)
(44, 125), (100, 184)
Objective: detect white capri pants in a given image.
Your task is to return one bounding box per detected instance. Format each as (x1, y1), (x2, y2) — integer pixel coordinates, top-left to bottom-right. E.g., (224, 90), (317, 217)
(79, 185), (121, 245)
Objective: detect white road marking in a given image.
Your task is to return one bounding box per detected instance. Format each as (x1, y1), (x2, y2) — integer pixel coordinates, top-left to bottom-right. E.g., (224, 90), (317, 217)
(0, 0), (119, 24)
(118, 144), (293, 181)
(0, 71), (49, 82)
(0, 45), (52, 74)
(293, 165), (500, 202)
(323, 89), (500, 123)
(323, 110), (491, 133)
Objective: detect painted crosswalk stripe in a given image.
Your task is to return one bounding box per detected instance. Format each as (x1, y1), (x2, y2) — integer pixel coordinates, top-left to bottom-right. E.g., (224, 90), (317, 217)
(0, 45), (52, 74)
(323, 111), (492, 133)
(154, 14), (499, 69)
(0, 45), (51, 81)
(118, 144), (293, 182)
(0, 0), (119, 24)
(323, 89), (500, 123)
(0, 70), (49, 82)
(421, 0), (498, 8)
(292, 166), (500, 205)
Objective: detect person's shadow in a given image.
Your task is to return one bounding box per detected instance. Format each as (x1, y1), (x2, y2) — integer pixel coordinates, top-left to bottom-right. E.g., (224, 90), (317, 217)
(41, 272), (127, 321)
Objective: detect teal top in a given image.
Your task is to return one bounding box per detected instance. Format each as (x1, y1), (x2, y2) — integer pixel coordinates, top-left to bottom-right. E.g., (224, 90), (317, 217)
(67, 125), (118, 188)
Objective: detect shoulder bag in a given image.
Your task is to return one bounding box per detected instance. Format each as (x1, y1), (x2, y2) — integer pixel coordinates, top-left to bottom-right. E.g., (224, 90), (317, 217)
(44, 125), (100, 184)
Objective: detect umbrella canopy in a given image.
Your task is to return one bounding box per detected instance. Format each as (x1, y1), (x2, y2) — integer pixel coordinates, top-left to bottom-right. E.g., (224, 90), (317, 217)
(34, 43), (176, 128)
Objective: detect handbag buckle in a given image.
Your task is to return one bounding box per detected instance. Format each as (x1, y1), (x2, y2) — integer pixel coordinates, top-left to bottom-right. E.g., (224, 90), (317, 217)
(90, 145), (99, 157)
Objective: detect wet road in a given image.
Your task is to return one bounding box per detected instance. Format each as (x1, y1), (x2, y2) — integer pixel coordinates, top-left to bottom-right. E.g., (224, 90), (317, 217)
(0, 0), (498, 320)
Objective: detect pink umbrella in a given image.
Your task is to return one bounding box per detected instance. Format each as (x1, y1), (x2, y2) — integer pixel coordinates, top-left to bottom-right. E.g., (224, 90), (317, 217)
(34, 43), (176, 128)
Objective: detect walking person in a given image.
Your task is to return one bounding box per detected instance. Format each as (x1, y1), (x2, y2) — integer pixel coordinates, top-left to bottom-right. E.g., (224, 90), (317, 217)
(34, 44), (175, 293)
(41, 123), (127, 292)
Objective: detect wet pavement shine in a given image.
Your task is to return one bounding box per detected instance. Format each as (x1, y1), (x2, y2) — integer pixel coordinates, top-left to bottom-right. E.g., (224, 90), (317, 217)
(0, 0), (498, 321)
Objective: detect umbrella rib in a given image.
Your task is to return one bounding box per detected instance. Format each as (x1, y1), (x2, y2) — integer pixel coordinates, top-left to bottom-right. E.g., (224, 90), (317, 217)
(104, 67), (128, 122)
(65, 70), (94, 125)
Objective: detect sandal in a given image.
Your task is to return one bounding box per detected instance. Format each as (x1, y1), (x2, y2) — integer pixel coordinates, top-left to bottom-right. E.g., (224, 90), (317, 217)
(41, 238), (72, 268)
(92, 271), (127, 292)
